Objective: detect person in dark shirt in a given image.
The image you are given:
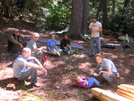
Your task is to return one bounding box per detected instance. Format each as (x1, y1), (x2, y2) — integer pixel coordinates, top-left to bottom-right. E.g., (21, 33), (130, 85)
(60, 34), (71, 54)
(8, 28), (25, 53)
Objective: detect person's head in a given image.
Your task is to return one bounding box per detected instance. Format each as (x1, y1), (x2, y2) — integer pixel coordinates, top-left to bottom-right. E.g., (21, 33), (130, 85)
(95, 53), (104, 63)
(32, 32), (40, 42)
(50, 34), (55, 40)
(74, 76), (82, 84)
(13, 28), (19, 36)
(22, 47), (31, 59)
(64, 34), (69, 40)
(92, 16), (97, 23)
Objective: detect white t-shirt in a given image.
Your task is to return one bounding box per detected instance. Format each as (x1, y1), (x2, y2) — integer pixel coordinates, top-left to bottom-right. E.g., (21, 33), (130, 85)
(89, 21), (102, 38)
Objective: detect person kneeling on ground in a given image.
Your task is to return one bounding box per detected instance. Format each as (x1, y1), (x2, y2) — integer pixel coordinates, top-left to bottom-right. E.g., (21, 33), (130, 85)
(8, 28), (26, 53)
(13, 47), (47, 87)
(91, 53), (118, 84)
(75, 76), (100, 88)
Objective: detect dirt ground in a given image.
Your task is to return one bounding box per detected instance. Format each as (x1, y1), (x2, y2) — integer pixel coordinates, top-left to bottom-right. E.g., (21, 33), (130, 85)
(0, 18), (134, 101)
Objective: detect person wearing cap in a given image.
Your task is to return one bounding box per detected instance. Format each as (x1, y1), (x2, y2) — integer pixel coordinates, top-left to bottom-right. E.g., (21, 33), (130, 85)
(26, 32), (46, 62)
(8, 28), (25, 53)
(13, 47), (47, 87)
(89, 16), (102, 57)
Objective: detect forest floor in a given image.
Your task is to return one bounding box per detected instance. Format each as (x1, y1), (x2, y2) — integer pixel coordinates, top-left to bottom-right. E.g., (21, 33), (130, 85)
(0, 18), (134, 101)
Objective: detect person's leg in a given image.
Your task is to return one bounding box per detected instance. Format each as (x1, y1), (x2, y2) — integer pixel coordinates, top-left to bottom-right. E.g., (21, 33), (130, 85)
(11, 44), (23, 53)
(95, 37), (101, 54)
(57, 49), (62, 52)
(19, 68), (37, 83)
(102, 73), (115, 83)
(62, 49), (68, 53)
(90, 38), (95, 55)
(88, 77), (100, 87)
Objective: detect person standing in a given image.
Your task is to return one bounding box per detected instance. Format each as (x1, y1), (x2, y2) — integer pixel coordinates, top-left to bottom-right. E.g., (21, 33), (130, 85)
(89, 16), (102, 57)
(13, 47), (47, 87)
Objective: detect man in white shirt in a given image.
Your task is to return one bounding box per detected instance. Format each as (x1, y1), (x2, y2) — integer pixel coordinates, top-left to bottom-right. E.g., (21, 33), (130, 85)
(89, 16), (102, 57)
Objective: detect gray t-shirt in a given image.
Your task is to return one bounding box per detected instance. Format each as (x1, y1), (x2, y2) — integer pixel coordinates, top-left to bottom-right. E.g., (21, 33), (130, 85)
(26, 39), (37, 54)
(97, 58), (117, 73)
(13, 55), (31, 78)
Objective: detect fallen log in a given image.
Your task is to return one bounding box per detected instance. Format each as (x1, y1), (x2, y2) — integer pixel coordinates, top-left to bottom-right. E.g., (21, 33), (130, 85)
(91, 88), (132, 101)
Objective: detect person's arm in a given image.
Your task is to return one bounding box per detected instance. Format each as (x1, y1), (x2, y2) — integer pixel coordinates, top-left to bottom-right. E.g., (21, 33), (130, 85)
(99, 69), (111, 75)
(54, 40), (58, 50)
(60, 39), (65, 49)
(23, 57), (47, 76)
(9, 35), (23, 47)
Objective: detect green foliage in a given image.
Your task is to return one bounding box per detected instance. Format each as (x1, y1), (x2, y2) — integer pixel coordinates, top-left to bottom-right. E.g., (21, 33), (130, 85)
(108, 7), (134, 38)
(45, 1), (71, 30)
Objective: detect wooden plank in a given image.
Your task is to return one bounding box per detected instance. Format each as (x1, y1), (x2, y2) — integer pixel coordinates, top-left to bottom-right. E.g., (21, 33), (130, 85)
(91, 88), (132, 101)
(118, 85), (134, 94)
(117, 92), (134, 101)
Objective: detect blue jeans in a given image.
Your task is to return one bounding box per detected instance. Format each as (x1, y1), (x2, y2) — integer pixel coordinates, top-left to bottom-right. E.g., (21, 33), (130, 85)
(88, 77), (100, 87)
(90, 37), (101, 55)
(18, 68), (37, 83)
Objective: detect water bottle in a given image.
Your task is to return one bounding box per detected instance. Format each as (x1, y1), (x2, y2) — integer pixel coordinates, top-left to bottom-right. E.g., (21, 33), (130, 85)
(125, 34), (130, 42)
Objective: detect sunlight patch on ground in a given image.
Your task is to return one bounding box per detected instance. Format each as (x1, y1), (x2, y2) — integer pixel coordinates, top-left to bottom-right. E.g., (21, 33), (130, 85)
(71, 54), (88, 59)
(0, 68), (13, 79)
(124, 69), (131, 74)
(78, 62), (92, 72)
(0, 88), (19, 100)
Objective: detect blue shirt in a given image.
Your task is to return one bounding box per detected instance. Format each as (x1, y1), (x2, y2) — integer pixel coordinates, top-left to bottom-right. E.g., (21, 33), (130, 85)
(47, 39), (57, 50)
(13, 55), (32, 78)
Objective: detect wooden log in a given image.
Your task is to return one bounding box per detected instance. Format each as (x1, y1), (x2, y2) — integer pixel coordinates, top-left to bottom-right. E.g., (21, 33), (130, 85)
(117, 85), (134, 94)
(117, 89), (134, 98)
(91, 88), (132, 101)
(117, 92), (134, 101)
(120, 84), (134, 90)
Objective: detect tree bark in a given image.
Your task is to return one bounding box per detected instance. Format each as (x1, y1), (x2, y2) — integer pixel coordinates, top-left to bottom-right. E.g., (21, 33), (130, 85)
(102, 0), (108, 29)
(1, 0), (11, 18)
(69, 0), (83, 39)
(82, 0), (89, 35)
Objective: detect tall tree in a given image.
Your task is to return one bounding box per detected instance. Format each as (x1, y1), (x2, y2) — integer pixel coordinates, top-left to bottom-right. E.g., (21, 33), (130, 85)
(69, 0), (89, 39)
(82, 0), (89, 35)
(69, 0), (83, 39)
(1, 0), (11, 18)
(102, 0), (108, 29)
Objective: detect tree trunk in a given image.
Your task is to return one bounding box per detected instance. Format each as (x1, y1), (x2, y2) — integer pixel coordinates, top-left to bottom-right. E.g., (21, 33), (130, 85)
(102, 0), (108, 29)
(69, 0), (83, 39)
(82, 0), (89, 35)
(112, 0), (115, 15)
(96, 0), (102, 17)
(1, 0), (11, 18)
